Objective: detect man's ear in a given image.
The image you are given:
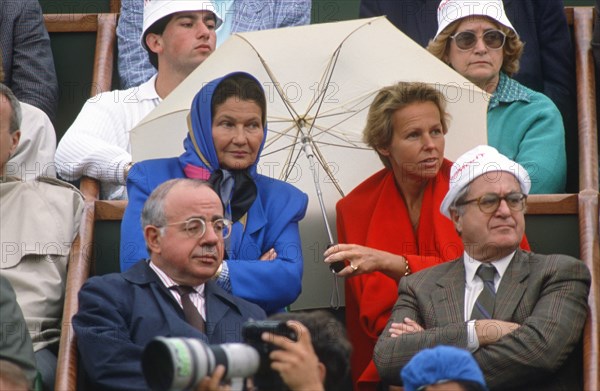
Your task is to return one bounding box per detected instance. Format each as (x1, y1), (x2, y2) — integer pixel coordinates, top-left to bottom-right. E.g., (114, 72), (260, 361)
(144, 225), (162, 254)
(9, 130), (20, 156)
(450, 209), (462, 235)
(145, 33), (163, 55)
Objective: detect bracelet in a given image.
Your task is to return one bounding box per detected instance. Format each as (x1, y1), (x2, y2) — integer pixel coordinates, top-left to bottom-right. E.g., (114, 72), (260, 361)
(123, 162), (134, 183)
(403, 257), (411, 277)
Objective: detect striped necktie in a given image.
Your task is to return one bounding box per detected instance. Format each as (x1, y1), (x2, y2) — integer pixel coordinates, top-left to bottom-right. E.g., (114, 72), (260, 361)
(170, 285), (205, 333)
(470, 265), (497, 320)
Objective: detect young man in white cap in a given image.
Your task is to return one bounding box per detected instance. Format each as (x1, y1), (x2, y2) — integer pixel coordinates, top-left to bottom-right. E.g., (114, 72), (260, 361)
(55, 1), (222, 200)
(374, 145), (591, 391)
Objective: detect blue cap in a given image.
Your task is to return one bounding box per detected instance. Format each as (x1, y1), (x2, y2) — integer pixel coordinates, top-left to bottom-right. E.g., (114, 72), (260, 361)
(401, 346), (488, 391)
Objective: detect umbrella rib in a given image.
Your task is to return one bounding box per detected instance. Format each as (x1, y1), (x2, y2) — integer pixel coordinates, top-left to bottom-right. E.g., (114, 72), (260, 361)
(305, 46), (343, 138)
(310, 139), (345, 197)
(263, 122), (298, 150)
(302, 47), (342, 118)
(303, 19), (383, 128)
(236, 35), (305, 133)
(284, 144), (304, 182)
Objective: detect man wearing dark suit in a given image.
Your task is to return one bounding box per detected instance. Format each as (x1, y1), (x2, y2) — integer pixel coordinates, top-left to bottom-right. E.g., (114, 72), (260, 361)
(73, 178), (266, 391)
(374, 145), (591, 391)
(0, 0), (58, 123)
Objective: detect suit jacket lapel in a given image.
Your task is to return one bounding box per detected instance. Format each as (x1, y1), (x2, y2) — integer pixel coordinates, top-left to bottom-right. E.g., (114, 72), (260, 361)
(204, 281), (242, 340)
(432, 260), (466, 324)
(127, 261), (208, 340)
(494, 250), (529, 320)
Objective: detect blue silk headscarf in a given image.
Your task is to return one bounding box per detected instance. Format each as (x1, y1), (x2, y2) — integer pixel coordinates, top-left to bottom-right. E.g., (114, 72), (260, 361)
(178, 71), (268, 222)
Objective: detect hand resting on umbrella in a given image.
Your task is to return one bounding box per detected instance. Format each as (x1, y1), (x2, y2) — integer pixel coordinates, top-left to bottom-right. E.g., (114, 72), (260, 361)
(323, 243), (409, 280)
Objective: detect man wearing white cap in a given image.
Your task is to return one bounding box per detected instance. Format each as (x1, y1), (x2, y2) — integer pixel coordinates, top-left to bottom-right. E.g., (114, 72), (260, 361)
(55, 1), (222, 200)
(374, 145), (591, 390)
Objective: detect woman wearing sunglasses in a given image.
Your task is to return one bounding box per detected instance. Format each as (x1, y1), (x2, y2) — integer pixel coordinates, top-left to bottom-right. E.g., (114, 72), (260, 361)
(427, 0), (566, 194)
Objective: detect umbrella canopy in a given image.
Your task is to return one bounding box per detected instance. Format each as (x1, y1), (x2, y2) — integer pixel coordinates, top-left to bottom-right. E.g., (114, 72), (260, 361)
(130, 16), (488, 309)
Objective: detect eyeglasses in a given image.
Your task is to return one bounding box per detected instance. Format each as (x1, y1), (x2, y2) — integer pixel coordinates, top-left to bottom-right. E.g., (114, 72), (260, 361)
(159, 218), (232, 239)
(458, 192), (527, 214)
(450, 29), (507, 51)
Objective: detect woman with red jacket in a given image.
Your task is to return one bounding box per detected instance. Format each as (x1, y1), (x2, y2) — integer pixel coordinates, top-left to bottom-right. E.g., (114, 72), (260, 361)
(324, 82), (529, 391)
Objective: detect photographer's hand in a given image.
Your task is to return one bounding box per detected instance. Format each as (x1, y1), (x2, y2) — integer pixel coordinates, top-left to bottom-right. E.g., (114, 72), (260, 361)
(263, 321), (324, 391)
(195, 365), (231, 391)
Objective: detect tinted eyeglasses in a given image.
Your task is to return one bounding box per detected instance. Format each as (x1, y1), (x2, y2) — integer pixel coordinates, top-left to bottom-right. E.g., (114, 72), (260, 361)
(458, 192), (527, 214)
(450, 29), (507, 51)
(160, 218), (232, 239)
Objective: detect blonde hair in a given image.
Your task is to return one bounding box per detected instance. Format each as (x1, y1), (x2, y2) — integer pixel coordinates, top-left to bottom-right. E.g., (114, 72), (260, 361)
(363, 82), (449, 169)
(426, 16), (524, 77)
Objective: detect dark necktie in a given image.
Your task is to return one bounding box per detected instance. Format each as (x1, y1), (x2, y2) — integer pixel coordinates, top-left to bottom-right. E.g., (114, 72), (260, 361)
(170, 285), (205, 333)
(470, 265), (497, 320)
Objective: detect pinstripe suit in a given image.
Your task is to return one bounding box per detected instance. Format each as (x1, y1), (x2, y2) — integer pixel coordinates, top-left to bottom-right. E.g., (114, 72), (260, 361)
(0, 0), (58, 122)
(374, 249), (590, 391)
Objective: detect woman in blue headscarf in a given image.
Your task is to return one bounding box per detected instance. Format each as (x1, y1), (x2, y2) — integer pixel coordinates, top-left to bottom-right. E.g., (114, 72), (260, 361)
(120, 72), (308, 314)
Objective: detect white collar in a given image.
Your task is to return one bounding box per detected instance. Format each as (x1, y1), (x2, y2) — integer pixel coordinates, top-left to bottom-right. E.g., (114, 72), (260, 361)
(463, 250), (516, 284)
(136, 73), (161, 102)
(149, 260), (205, 295)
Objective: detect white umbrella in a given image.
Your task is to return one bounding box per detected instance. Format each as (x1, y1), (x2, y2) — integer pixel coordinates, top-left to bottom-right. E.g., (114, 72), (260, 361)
(130, 16), (489, 308)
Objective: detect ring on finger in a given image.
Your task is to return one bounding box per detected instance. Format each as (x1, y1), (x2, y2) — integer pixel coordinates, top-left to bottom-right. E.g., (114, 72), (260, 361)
(349, 262), (358, 271)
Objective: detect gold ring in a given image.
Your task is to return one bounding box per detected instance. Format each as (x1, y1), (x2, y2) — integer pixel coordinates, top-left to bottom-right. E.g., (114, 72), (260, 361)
(350, 262), (358, 271)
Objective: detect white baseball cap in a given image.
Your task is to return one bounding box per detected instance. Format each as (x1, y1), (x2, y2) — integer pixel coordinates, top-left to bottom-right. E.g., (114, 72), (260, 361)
(434, 0), (516, 40)
(141, 0), (223, 49)
(440, 145), (531, 219)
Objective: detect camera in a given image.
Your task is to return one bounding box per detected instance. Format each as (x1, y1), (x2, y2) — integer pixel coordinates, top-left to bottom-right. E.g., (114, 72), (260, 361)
(242, 320), (298, 390)
(142, 320), (297, 391)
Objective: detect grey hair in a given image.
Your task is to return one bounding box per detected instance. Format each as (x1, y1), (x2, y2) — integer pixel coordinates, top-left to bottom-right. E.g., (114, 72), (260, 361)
(449, 184), (472, 217)
(141, 178), (212, 229)
(0, 83), (22, 134)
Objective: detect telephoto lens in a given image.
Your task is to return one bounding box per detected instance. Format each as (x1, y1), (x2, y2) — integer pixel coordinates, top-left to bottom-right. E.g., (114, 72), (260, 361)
(142, 337), (260, 391)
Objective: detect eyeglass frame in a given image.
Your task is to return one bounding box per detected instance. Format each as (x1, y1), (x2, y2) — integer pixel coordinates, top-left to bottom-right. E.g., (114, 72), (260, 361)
(450, 29), (507, 51)
(457, 192), (527, 214)
(157, 217), (233, 239)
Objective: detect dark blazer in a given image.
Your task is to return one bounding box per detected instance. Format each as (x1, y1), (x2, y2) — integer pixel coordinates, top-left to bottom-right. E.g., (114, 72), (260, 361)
(374, 250), (591, 391)
(73, 260), (267, 391)
(0, 0), (58, 122)
(359, 0), (575, 123)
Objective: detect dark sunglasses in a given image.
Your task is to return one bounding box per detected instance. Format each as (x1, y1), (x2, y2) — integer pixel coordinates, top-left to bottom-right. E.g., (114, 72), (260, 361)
(450, 29), (507, 51)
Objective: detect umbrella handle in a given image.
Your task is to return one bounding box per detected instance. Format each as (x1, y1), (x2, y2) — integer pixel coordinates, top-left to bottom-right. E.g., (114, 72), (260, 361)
(326, 243), (346, 274)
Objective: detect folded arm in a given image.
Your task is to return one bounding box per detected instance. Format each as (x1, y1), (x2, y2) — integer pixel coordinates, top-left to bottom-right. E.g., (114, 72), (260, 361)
(474, 258), (590, 389)
(227, 191), (308, 314)
(55, 97), (132, 184)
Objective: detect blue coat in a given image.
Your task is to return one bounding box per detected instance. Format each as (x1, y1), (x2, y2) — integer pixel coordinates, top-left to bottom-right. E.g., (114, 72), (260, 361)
(72, 260), (266, 391)
(121, 158), (308, 314)
(359, 0), (575, 123)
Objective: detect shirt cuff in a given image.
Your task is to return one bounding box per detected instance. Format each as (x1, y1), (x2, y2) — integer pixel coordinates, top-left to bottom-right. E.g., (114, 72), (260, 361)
(467, 320), (480, 352)
(216, 260), (231, 292)
(110, 153), (133, 185)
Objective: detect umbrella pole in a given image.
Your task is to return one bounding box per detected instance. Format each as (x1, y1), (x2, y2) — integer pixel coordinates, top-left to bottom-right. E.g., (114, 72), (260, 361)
(301, 136), (335, 245)
(301, 136), (343, 309)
